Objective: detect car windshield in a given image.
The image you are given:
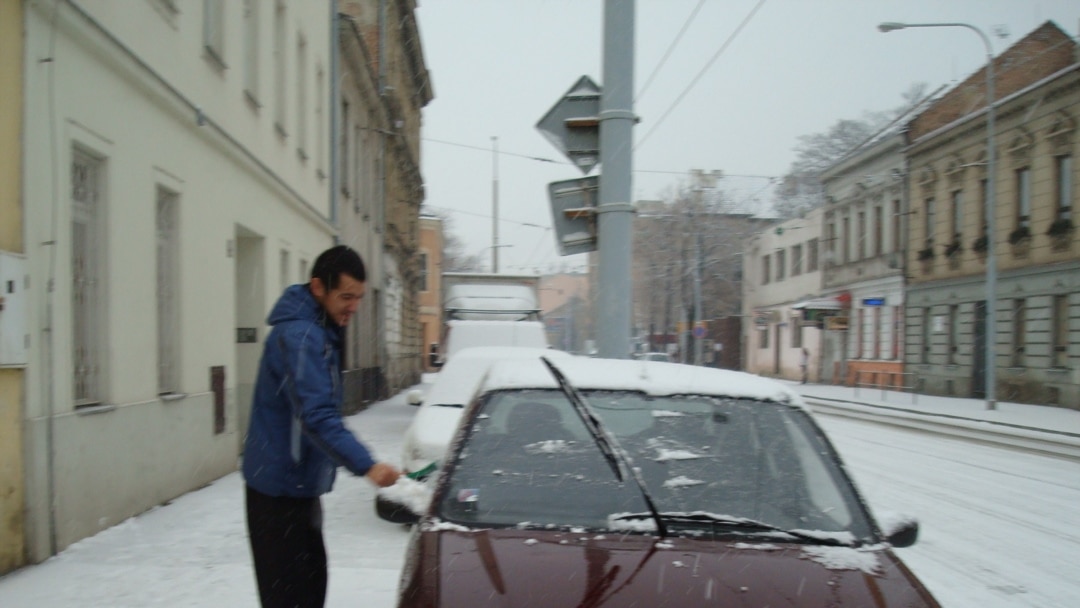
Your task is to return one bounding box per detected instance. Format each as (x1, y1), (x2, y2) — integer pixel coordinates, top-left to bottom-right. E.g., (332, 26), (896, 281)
(436, 389), (875, 542)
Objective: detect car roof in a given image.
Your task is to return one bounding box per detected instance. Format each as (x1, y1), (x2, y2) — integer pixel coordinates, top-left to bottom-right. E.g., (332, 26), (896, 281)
(422, 347), (573, 406)
(479, 357), (804, 407)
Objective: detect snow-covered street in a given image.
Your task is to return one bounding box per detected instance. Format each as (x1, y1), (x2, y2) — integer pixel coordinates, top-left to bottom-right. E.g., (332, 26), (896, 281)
(0, 384), (1077, 607)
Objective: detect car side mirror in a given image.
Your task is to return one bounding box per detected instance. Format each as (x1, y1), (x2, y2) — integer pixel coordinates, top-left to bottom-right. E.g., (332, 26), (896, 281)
(877, 511), (919, 548)
(406, 389), (424, 406)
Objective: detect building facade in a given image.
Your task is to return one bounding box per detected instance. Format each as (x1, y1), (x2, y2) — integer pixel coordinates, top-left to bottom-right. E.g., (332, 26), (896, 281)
(0, 0), (26, 575)
(904, 22), (1079, 407)
(418, 213), (444, 371)
(338, 0), (431, 404)
(742, 209), (825, 382)
(15, 0), (400, 564)
(820, 133), (908, 387)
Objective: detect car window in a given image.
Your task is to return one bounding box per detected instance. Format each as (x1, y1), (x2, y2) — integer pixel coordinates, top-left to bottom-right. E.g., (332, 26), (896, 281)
(437, 389), (873, 540)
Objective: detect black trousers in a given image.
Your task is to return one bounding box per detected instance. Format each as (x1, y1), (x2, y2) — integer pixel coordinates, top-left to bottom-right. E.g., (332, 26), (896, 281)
(245, 485), (328, 608)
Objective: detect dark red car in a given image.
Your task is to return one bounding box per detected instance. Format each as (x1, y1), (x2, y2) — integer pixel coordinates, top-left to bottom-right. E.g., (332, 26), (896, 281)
(396, 357), (940, 607)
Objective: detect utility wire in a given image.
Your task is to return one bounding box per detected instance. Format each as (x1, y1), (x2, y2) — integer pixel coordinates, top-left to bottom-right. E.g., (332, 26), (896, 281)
(635, 0), (707, 103)
(636, 0), (768, 150)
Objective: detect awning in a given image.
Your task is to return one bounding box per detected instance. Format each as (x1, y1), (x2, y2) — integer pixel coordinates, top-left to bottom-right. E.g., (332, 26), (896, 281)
(791, 297), (842, 311)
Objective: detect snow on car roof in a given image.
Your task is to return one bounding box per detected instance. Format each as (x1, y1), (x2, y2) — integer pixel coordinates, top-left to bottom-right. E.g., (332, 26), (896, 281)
(422, 346), (573, 406)
(480, 357), (805, 407)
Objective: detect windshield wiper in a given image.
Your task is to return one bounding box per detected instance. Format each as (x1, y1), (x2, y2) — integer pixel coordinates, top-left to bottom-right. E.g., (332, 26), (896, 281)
(540, 357), (668, 538)
(612, 512), (852, 546)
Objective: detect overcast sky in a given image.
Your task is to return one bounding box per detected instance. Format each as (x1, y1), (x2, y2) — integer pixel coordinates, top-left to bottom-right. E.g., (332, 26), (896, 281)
(414, 0), (1080, 275)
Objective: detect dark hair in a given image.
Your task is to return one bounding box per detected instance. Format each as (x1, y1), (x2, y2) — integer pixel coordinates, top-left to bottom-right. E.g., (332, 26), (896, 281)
(311, 245), (366, 289)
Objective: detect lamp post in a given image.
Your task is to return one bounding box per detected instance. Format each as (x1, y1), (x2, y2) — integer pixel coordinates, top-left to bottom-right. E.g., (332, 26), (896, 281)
(878, 21), (997, 410)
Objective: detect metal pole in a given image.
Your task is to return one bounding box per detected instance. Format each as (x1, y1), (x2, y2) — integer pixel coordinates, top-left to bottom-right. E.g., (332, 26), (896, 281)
(878, 22), (997, 410)
(596, 0), (635, 358)
(492, 136), (500, 273)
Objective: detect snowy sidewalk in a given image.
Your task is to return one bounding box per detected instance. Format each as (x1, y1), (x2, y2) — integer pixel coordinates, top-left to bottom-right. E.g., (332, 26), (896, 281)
(785, 379), (1080, 460)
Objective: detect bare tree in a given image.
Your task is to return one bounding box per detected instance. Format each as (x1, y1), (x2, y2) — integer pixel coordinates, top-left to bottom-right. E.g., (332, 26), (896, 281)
(772, 84), (929, 218)
(423, 207), (484, 272)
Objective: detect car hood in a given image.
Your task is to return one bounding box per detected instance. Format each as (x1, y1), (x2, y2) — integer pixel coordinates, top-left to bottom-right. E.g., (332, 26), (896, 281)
(399, 527), (939, 607)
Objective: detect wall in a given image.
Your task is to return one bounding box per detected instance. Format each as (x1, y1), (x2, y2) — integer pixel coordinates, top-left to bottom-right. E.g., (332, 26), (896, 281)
(21, 0), (336, 560)
(0, 0), (25, 574)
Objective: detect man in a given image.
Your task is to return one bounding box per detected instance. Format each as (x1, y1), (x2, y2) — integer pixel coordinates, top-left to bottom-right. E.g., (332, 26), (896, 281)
(242, 245), (400, 608)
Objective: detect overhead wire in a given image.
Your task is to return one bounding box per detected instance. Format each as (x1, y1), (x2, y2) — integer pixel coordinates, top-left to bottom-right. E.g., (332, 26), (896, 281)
(635, 0), (768, 150)
(635, 0), (707, 104)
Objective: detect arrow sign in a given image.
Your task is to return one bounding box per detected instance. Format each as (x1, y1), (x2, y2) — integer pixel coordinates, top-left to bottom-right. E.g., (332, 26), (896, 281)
(536, 76), (601, 175)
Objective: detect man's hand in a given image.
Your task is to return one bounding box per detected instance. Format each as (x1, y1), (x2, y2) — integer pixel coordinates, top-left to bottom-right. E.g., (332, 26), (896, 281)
(365, 462), (402, 488)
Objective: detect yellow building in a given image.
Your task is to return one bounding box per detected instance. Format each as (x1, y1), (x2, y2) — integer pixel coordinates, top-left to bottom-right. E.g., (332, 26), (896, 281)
(0, 0), (26, 574)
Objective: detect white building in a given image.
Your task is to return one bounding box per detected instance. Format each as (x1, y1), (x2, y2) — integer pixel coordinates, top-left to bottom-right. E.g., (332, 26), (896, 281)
(21, 0), (338, 560)
(742, 209), (825, 381)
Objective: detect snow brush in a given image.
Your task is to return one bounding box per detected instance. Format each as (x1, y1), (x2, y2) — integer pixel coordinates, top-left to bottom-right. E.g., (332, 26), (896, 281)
(405, 462), (437, 480)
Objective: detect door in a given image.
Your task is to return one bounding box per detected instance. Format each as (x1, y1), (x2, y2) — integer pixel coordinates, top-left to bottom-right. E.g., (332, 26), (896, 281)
(234, 227), (265, 452)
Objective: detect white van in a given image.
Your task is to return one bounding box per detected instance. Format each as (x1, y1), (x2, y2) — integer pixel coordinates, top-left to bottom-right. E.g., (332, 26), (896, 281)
(441, 320), (549, 363)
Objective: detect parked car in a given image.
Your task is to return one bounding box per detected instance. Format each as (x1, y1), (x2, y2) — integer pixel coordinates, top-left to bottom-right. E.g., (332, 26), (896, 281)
(396, 357), (939, 607)
(377, 346), (574, 522)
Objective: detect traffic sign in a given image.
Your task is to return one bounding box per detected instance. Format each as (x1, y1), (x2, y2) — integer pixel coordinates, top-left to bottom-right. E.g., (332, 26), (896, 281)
(692, 324), (706, 339)
(536, 76), (601, 175)
(547, 175), (599, 256)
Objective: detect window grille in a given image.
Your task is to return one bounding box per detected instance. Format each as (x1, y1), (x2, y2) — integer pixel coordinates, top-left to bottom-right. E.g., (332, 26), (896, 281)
(73, 150), (103, 406)
(157, 188), (180, 394)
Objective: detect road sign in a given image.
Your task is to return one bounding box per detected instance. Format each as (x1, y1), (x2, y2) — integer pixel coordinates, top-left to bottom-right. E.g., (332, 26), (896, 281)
(548, 175), (599, 256)
(692, 324), (706, 339)
(536, 76), (601, 175)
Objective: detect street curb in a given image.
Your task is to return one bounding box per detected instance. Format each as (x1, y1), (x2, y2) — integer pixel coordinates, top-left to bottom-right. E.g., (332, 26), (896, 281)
(804, 396), (1080, 462)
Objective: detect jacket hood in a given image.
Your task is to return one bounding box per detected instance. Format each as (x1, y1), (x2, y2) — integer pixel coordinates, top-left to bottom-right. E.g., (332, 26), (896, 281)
(268, 284), (324, 326)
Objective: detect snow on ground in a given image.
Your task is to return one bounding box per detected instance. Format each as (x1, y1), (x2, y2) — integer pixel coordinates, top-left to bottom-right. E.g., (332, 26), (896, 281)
(0, 378), (1077, 607)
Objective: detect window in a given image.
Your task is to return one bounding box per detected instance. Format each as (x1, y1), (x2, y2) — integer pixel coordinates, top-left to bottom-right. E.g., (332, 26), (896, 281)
(950, 190), (963, 242)
(157, 187), (180, 395)
(296, 35), (308, 160)
(280, 249), (290, 292)
(791, 316), (802, 348)
(315, 67), (325, 178)
(72, 149), (105, 406)
(419, 252), (429, 292)
(1016, 168), (1031, 229)
(873, 307), (881, 360)
(1053, 295), (1070, 367)
(924, 197), (935, 247)
(758, 325), (769, 349)
(892, 305), (902, 360)
(856, 211), (865, 260)
(807, 238), (819, 271)
(243, 0), (259, 103)
(946, 305), (958, 365)
(1011, 298), (1026, 367)
(1056, 155), (1073, 221)
(891, 200), (901, 253)
(855, 308), (864, 359)
(299, 259), (308, 283)
(791, 244), (803, 276)
(340, 100), (350, 196)
(203, 0), (226, 67)
(920, 308), (931, 364)
(978, 178), (988, 234)
(761, 254), (770, 285)
(775, 249), (786, 281)
(826, 223), (836, 259)
(273, 1), (286, 135)
(873, 206), (883, 257)
(841, 216), (850, 263)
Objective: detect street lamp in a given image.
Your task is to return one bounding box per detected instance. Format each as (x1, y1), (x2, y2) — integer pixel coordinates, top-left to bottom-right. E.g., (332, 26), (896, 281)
(878, 21), (997, 410)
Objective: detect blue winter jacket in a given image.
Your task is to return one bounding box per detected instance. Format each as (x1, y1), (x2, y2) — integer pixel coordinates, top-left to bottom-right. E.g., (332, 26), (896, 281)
(242, 284), (376, 497)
